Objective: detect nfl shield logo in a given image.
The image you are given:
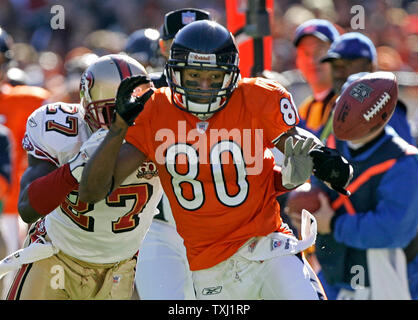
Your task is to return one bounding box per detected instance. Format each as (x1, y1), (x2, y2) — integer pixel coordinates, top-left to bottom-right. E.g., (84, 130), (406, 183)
(196, 121), (209, 134)
(182, 11), (196, 25)
(113, 275), (122, 284)
(271, 239), (282, 250)
(350, 83), (374, 103)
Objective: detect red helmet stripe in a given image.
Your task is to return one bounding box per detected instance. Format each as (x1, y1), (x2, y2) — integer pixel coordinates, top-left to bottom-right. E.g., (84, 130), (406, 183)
(111, 57), (132, 80)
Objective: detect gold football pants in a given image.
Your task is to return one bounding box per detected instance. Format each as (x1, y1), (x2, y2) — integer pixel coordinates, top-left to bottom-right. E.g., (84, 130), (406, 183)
(6, 220), (137, 300)
(6, 249), (137, 300)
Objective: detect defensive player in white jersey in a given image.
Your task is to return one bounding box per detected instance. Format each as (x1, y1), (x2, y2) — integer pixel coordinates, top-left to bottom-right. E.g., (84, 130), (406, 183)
(4, 54), (163, 300)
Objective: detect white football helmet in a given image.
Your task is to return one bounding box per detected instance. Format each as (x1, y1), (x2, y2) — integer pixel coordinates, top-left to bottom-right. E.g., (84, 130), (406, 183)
(79, 54), (148, 131)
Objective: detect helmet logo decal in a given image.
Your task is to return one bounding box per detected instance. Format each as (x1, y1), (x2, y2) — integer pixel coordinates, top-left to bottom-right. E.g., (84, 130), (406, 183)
(80, 70), (94, 101)
(182, 11), (196, 25)
(188, 52), (217, 65)
(80, 70), (94, 90)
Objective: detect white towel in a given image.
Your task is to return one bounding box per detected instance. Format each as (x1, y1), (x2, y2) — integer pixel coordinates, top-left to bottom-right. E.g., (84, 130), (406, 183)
(0, 241), (59, 279)
(367, 248), (411, 300)
(240, 209), (317, 261)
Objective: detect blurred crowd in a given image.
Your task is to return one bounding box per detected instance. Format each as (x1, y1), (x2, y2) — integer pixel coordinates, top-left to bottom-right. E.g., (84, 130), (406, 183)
(0, 0), (417, 135)
(0, 0), (416, 147)
(0, 0), (416, 179)
(0, 2), (416, 83)
(1, 0), (417, 71)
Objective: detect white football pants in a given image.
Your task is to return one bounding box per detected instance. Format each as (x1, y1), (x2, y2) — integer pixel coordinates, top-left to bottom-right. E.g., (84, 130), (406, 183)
(135, 219), (195, 300)
(1, 214), (25, 299)
(192, 236), (326, 300)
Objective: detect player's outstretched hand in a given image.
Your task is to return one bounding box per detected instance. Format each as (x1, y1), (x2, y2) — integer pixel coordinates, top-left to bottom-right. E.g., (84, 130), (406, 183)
(115, 75), (154, 126)
(282, 137), (315, 189)
(309, 146), (353, 196)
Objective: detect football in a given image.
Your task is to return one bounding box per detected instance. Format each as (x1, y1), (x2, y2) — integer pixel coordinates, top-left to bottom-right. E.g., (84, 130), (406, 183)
(285, 183), (329, 214)
(332, 71), (398, 141)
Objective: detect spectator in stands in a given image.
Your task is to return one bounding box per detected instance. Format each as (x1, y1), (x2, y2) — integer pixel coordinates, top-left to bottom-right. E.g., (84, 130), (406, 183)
(321, 32), (415, 145)
(293, 19), (340, 141)
(312, 73), (418, 299)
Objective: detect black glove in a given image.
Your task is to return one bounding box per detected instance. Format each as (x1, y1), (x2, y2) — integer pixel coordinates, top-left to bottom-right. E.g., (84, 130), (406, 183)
(309, 146), (353, 196)
(115, 75), (154, 126)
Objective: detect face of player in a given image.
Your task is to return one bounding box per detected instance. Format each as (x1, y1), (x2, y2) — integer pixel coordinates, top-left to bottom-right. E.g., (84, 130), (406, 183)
(329, 58), (373, 93)
(181, 68), (226, 104)
(296, 36), (332, 92)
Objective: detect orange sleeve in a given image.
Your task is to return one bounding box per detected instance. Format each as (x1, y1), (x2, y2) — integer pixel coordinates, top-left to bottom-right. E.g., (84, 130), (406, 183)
(242, 78), (300, 146)
(125, 96), (156, 160)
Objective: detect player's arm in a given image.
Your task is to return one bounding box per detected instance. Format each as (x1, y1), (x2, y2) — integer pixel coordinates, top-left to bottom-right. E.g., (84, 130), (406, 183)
(78, 115), (147, 203)
(274, 126), (322, 154)
(79, 75), (153, 203)
(256, 80), (351, 195)
(274, 126), (353, 195)
(273, 127), (319, 190)
(18, 155), (78, 223)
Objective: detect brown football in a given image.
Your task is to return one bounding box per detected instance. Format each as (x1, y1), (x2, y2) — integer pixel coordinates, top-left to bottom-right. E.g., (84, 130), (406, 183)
(285, 183), (329, 214)
(332, 71), (398, 141)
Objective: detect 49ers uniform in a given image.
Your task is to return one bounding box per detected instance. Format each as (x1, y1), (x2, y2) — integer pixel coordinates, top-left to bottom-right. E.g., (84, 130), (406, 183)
(22, 102), (163, 263)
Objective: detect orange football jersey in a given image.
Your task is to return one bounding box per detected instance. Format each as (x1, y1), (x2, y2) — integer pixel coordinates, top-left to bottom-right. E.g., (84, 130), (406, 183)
(0, 83), (50, 214)
(126, 77), (299, 270)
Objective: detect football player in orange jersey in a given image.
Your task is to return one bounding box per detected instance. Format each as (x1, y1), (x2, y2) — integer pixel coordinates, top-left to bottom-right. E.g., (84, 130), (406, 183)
(127, 8), (212, 300)
(79, 20), (353, 299)
(0, 27), (50, 297)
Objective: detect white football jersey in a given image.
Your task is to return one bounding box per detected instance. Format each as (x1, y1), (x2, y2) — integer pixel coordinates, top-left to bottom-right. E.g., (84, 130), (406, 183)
(23, 102), (163, 263)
